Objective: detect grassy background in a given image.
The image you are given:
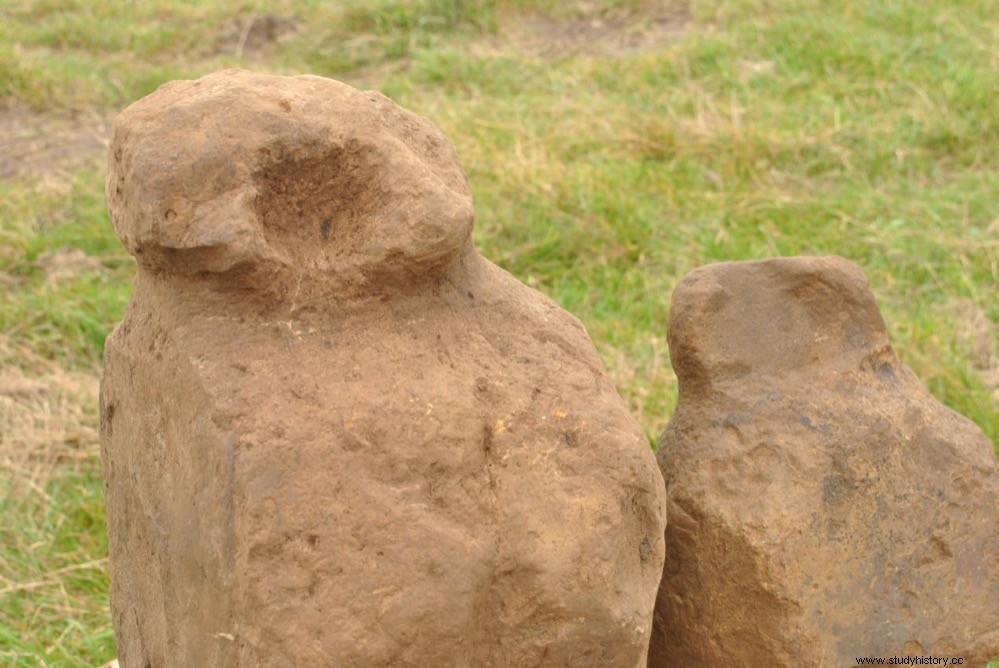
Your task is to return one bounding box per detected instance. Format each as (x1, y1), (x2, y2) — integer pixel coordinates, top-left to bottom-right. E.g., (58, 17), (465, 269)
(1, 0), (996, 664)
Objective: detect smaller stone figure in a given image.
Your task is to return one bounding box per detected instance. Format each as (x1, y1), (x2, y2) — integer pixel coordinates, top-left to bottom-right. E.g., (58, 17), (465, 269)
(650, 256), (998, 666)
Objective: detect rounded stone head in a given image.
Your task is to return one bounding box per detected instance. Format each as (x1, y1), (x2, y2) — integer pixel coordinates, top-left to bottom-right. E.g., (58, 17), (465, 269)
(106, 69), (474, 293)
(667, 256), (892, 394)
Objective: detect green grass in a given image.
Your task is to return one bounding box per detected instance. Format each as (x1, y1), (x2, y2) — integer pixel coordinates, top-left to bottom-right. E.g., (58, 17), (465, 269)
(0, 460), (112, 665)
(0, 0), (996, 663)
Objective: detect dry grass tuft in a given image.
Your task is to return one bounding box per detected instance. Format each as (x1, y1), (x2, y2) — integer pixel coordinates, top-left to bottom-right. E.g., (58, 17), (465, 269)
(0, 337), (111, 664)
(599, 338), (674, 443)
(0, 362), (98, 500)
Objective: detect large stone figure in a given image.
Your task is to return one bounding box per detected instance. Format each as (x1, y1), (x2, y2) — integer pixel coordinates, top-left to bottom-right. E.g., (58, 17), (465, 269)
(649, 257), (998, 666)
(100, 69), (666, 667)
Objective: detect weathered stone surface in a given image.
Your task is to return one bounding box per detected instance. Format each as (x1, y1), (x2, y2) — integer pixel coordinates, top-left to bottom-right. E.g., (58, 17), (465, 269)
(649, 256), (999, 666)
(100, 69), (666, 667)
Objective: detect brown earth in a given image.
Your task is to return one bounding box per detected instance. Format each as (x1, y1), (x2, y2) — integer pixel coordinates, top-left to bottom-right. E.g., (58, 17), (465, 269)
(0, 103), (111, 181)
(214, 13), (301, 59)
(484, 2), (690, 59)
(508, 10), (689, 59)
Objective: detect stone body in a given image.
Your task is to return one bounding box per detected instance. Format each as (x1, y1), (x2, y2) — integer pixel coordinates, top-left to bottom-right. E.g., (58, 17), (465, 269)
(100, 70), (666, 667)
(648, 257), (999, 666)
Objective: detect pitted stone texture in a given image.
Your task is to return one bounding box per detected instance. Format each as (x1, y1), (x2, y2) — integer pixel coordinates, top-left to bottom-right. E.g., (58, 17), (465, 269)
(106, 69), (473, 294)
(100, 70), (666, 668)
(648, 256), (998, 666)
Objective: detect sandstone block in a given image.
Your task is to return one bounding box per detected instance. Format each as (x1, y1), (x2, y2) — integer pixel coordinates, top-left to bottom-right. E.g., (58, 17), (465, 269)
(649, 256), (998, 666)
(99, 69), (666, 667)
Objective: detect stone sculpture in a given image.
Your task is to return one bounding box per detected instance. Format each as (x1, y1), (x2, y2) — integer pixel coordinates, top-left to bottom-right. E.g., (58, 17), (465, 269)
(649, 256), (998, 666)
(100, 69), (667, 667)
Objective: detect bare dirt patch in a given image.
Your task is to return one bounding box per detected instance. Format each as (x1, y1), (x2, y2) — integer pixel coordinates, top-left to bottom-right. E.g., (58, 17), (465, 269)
(35, 248), (105, 284)
(0, 104), (112, 181)
(215, 13), (301, 59)
(491, 2), (691, 59)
